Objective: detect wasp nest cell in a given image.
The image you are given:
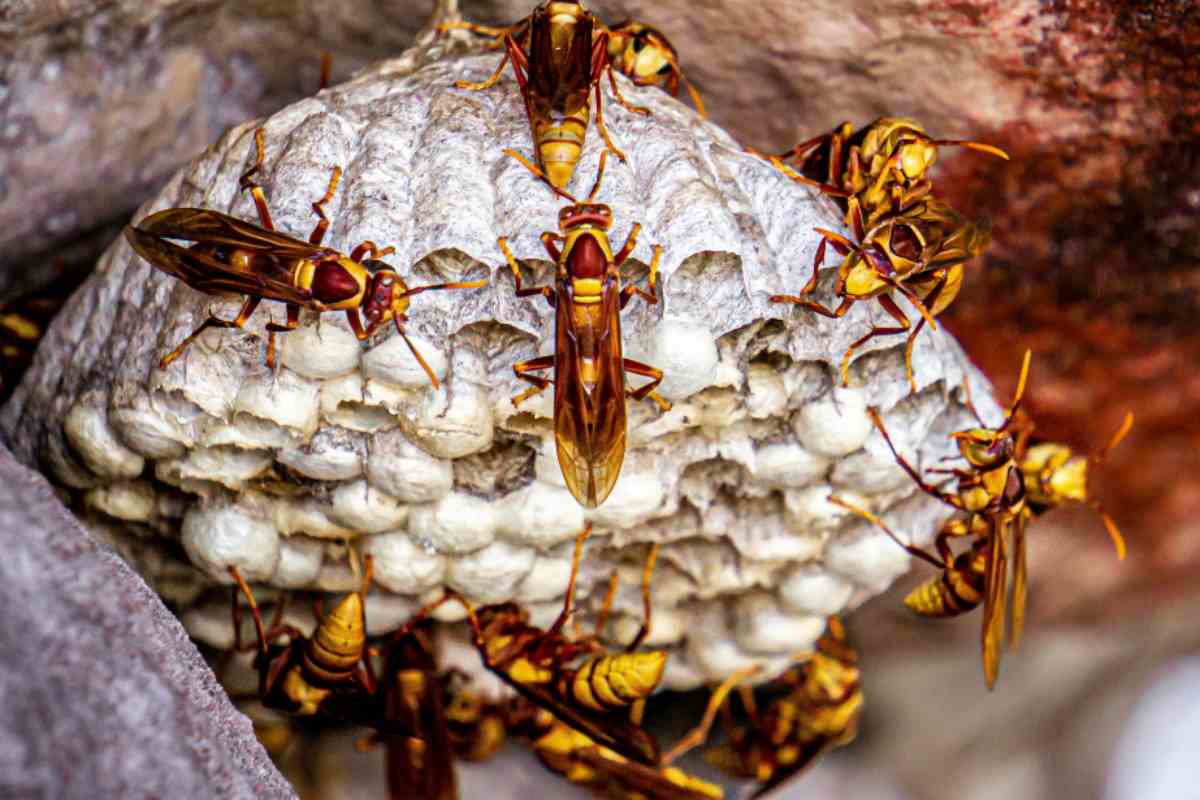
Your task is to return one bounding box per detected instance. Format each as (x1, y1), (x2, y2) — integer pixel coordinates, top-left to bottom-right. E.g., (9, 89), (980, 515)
(2, 46), (1001, 691)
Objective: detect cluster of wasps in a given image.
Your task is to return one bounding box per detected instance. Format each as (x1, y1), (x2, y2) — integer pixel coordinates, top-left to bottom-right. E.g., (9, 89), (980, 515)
(0, 0), (1123, 797)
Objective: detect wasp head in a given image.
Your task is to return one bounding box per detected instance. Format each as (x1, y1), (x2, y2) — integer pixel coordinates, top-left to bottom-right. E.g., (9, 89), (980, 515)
(952, 427), (1014, 469)
(842, 243), (893, 298)
(614, 23), (679, 88)
(361, 263), (411, 335)
(559, 202), (612, 232)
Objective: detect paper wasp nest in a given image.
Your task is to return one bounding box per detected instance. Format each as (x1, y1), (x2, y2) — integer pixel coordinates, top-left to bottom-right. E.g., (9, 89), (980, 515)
(2, 44), (1000, 691)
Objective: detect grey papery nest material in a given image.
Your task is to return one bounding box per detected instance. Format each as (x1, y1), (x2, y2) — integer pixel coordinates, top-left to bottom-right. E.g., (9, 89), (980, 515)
(2, 46), (1000, 690)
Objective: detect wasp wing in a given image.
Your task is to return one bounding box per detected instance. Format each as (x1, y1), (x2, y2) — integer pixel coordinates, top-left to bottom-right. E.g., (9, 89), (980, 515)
(1008, 511), (1028, 649)
(125, 221), (313, 305)
(136, 208), (336, 260)
(981, 519), (1008, 689)
(573, 746), (719, 800)
(553, 280), (627, 508)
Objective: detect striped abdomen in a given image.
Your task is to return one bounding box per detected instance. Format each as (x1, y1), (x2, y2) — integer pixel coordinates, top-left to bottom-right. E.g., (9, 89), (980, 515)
(302, 592), (366, 683)
(532, 101), (590, 189)
(567, 651), (666, 711)
(904, 549), (985, 618)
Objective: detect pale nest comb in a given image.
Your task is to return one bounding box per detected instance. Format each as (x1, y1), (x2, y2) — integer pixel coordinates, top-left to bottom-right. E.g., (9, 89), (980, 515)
(1, 41), (1002, 690)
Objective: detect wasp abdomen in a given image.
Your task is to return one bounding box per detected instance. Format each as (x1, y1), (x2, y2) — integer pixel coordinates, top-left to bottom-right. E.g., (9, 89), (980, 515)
(904, 567), (982, 618)
(569, 651), (666, 710)
(302, 592), (366, 683)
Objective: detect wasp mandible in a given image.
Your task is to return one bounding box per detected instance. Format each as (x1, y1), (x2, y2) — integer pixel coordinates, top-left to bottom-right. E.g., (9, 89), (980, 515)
(125, 128), (487, 386)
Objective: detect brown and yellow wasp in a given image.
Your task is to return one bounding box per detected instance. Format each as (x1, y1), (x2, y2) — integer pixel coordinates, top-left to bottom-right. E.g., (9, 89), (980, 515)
(405, 524), (667, 766)
(1015, 411), (1134, 559)
(500, 148), (669, 508)
(690, 618), (862, 798)
(766, 117), (1008, 227)
(125, 128), (486, 384)
(443, 11), (704, 117)
(451, 1), (649, 189)
(227, 558), (376, 721)
(773, 196), (991, 390)
(525, 713), (723, 799)
(830, 351), (1036, 687)
(375, 621), (459, 800)
(604, 20), (706, 117)
(0, 259), (90, 403)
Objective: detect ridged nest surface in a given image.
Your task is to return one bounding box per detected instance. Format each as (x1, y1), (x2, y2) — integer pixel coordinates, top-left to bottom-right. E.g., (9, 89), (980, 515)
(1, 48), (1000, 689)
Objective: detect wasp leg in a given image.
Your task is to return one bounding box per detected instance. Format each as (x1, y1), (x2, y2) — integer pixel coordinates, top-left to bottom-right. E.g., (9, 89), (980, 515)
(593, 569), (620, 639)
(349, 241), (395, 262)
(620, 244), (661, 308)
(901, 274), (948, 392)
(605, 64), (650, 116)
(308, 166), (342, 245)
(624, 543), (660, 652)
(837, 293), (911, 387)
(828, 495), (949, 571)
(662, 665), (762, 765)
(547, 524), (593, 635)
(239, 128), (276, 231)
(263, 304), (302, 368)
(512, 355), (555, 407)
(867, 408), (963, 508)
(499, 237), (555, 304)
(612, 223), (641, 265)
(457, 32), (527, 91)
(622, 358), (670, 412)
(437, 19), (515, 46)
(228, 566), (271, 657)
(160, 296), (263, 368)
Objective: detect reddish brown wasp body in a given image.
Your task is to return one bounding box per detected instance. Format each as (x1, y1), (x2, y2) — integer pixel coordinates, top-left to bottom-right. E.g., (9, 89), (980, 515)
(767, 117), (1008, 227)
(376, 621), (458, 800)
(125, 128), (486, 384)
(830, 352), (1038, 687)
(228, 561), (376, 721)
(500, 149), (669, 508)
(773, 197), (990, 390)
(403, 524), (667, 766)
(451, 1), (648, 189)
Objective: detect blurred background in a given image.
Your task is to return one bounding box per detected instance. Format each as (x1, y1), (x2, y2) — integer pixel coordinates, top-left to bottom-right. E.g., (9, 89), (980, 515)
(2, 1), (1197, 798)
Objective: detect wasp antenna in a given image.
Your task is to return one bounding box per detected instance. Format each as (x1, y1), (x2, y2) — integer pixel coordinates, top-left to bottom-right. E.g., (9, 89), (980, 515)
(1094, 504), (1127, 560)
(1096, 411), (1135, 463)
(929, 139), (1011, 161)
(397, 327), (440, 389)
(1001, 349), (1033, 429)
(502, 147), (578, 203)
(586, 149), (610, 201)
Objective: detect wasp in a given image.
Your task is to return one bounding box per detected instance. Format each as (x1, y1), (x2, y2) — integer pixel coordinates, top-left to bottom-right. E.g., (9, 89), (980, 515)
(125, 128), (487, 385)
(1015, 411), (1134, 560)
(604, 20), (706, 117)
(680, 618), (863, 799)
(499, 148), (669, 508)
(374, 621), (459, 800)
(403, 524), (667, 766)
(441, 674), (510, 764)
(773, 196), (991, 391)
(527, 715), (723, 799)
(828, 351), (1036, 687)
(765, 117), (1008, 228)
(451, 1), (649, 189)
(227, 557), (377, 721)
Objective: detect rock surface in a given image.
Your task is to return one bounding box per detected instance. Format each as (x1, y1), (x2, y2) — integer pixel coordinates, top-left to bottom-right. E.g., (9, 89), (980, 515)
(0, 445), (294, 799)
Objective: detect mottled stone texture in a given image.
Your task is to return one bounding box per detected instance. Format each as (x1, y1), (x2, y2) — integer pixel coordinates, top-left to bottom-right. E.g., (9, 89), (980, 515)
(0, 445), (294, 799)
